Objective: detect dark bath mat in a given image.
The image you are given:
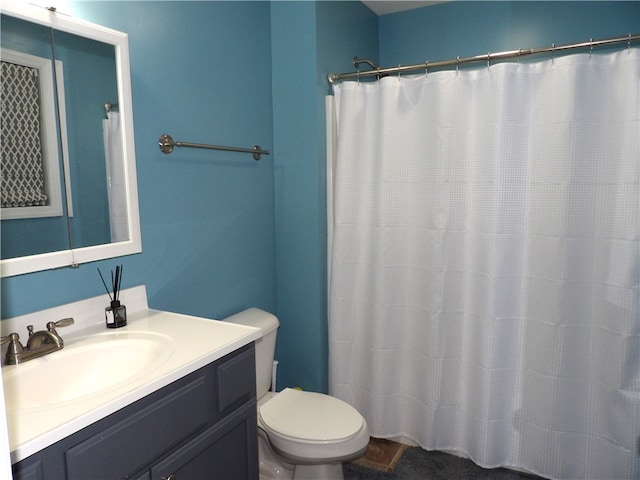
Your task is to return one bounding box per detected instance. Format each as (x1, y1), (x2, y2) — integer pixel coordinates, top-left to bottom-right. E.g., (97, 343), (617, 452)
(352, 437), (409, 473)
(344, 444), (548, 480)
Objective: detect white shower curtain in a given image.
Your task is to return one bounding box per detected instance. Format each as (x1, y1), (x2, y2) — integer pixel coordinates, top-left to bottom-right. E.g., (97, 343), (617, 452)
(328, 49), (639, 480)
(103, 111), (128, 242)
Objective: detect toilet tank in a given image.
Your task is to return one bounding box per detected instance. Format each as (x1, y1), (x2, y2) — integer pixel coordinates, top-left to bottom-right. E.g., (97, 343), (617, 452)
(224, 308), (279, 399)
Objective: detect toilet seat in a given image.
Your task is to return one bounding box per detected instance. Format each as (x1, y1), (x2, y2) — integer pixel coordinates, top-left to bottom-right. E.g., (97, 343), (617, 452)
(258, 388), (369, 463)
(259, 388), (364, 444)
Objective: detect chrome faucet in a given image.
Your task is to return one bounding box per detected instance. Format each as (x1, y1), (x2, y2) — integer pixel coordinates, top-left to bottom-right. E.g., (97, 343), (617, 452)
(1, 318), (74, 365)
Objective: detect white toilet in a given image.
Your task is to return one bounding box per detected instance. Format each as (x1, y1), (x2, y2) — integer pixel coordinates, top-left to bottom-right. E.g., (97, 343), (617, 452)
(225, 308), (369, 480)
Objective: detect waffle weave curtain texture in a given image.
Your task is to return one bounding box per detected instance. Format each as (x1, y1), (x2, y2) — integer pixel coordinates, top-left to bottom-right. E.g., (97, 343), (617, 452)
(1, 61), (48, 208)
(329, 48), (639, 480)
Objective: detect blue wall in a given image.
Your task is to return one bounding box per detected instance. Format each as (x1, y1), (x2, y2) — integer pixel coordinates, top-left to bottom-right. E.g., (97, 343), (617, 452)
(271, 0), (376, 392)
(379, 1), (640, 66)
(2, 1), (638, 395)
(271, 2), (326, 392)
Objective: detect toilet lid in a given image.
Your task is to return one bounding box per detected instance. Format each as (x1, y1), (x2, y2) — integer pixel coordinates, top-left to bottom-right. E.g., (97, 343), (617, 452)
(259, 388), (364, 443)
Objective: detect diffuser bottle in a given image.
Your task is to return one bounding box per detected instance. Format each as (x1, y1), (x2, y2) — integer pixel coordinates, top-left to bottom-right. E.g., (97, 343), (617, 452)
(105, 300), (127, 328)
(99, 265), (127, 329)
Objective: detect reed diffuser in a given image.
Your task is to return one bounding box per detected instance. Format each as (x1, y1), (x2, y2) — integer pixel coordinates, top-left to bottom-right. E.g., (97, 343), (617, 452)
(98, 265), (127, 328)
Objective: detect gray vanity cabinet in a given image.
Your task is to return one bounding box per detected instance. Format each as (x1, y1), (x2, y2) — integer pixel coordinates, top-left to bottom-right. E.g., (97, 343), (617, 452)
(12, 343), (258, 480)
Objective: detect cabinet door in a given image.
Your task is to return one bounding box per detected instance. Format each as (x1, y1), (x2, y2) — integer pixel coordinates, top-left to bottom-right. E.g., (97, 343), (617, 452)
(11, 459), (44, 480)
(149, 401), (257, 480)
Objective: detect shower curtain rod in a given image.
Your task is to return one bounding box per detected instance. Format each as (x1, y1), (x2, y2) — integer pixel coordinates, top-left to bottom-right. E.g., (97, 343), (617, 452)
(328, 33), (640, 83)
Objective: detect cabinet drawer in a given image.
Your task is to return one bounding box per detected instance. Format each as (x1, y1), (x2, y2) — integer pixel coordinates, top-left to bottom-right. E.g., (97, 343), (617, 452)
(216, 345), (255, 417)
(65, 376), (209, 480)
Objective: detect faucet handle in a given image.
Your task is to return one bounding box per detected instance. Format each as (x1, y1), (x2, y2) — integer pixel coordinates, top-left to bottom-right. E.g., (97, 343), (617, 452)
(1, 333), (20, 346)
(46, 317), (75, 332)
(2, 333), (25, 362)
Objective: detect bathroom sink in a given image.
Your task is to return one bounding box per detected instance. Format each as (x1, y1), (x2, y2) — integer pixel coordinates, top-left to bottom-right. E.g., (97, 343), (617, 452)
(2, 332), (174, 412)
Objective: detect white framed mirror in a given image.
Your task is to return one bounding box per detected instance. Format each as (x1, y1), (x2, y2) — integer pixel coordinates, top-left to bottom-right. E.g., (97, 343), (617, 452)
(0, 1), (141, 277)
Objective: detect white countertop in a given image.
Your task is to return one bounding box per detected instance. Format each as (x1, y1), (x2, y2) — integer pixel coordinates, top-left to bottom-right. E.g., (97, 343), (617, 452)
(1, 287), (261, 463)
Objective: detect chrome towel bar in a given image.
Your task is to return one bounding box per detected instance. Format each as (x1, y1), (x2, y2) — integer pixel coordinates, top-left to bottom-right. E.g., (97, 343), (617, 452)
(158, 134), (270, 161)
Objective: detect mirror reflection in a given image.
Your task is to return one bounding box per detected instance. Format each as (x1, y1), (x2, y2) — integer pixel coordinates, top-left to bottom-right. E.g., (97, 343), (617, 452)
(50, 27), (126, 250)
(1, 14), (70, 258)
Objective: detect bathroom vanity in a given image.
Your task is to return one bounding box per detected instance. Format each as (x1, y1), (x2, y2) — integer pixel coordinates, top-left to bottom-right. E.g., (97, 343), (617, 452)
(2, 286), (261, 479)
(12, 344), (257, 480)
